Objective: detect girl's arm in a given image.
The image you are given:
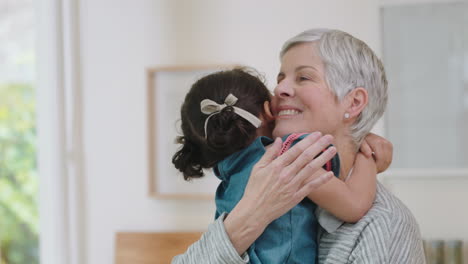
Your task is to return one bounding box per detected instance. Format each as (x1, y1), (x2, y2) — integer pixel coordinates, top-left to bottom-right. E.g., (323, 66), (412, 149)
(307, 133), (393, 223)
(307, 153), (376, 223)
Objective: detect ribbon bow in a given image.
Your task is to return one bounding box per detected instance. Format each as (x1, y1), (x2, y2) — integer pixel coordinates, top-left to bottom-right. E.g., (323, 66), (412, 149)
(200, 93), (262, 139)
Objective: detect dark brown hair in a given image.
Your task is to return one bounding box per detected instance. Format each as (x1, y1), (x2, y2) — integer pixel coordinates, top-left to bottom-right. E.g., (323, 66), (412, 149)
(172, 67), (271, 180)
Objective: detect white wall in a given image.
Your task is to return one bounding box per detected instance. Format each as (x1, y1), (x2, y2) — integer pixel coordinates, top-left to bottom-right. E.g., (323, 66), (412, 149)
(79, 0), (381, 263)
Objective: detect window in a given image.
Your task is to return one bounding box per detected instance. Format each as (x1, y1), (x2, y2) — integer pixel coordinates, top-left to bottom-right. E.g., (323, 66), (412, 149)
(382, 2), (468, 169)
(0, 1), (39, 263)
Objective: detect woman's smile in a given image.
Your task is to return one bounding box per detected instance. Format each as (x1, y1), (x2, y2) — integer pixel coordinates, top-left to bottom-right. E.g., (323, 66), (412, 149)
(275, 105), (303, 119)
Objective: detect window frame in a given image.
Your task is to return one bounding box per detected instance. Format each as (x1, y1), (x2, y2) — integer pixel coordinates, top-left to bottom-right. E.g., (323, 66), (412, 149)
(36, 0), (84, 263)
(378, 0), (468, 188)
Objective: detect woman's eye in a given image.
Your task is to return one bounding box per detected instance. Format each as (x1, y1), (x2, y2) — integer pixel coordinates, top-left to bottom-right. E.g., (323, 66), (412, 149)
(298, 76), (309, 81)
(276, 73), (285, 84)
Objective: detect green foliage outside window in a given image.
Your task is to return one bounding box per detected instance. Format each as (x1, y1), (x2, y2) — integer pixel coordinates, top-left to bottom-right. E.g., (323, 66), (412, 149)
(0, 83), (39, 264)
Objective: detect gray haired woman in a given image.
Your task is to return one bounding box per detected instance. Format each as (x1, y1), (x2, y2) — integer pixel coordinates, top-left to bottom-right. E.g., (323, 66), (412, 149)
(173, 29), (424, 264)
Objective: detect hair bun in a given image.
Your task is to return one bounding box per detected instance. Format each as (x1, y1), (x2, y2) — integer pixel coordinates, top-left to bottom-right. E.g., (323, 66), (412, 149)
(172, 136), (204, 180)
(205, 108), (252, 154)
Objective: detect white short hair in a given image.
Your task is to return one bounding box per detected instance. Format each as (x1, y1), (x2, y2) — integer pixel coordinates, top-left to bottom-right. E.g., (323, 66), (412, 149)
(280, 29), (388, 145)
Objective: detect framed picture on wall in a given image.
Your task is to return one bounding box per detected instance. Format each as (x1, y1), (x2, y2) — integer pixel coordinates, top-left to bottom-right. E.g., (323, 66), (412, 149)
(147, 65), (236, 199)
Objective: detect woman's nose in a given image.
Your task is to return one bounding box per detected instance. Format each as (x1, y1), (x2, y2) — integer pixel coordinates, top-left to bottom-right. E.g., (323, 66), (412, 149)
(274, 80), (295, 98)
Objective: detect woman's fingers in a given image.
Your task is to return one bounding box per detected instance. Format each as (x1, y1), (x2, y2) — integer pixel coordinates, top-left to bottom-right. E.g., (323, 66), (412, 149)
(296, 171), (333, 200)
(276, 134), (333, 183)
(256, 137), (282, 167)
(273, 132), (322, 168)
(286, 146), (337, 188)
(243, 133), (338, 226)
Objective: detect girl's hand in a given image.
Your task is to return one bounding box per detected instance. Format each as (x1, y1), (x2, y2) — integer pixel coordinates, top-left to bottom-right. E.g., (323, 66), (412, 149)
(360, 133), (393, 173)
(224, 132), (336, 254)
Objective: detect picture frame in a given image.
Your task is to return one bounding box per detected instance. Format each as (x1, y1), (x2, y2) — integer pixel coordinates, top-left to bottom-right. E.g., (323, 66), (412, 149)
(147, 65), (236, 199)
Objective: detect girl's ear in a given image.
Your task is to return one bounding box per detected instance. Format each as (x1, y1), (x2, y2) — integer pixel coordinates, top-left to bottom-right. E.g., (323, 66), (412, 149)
(344, 87), (368, 120)
(263, 101), (275, 121)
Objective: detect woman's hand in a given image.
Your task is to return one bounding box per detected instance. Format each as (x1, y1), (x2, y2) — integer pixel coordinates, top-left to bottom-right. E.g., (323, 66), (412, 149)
(360, 133), (393, 173)
(224, 132), (336, 255)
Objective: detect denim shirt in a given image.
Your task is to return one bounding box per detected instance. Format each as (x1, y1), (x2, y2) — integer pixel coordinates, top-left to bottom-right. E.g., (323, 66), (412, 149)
(214, 134), (340, 264)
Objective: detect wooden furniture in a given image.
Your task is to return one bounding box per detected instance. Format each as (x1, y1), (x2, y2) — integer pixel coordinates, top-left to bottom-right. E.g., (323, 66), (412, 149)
(115, 232), (203, 264)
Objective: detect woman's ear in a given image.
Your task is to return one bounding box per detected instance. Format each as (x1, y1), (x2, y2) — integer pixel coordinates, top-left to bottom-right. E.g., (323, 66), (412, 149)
(344, 87), (368, 120)
(263, 101), (275, 121)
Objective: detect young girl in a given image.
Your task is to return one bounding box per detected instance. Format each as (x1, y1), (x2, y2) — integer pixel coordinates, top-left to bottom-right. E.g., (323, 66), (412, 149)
(173, 68), (377, 263)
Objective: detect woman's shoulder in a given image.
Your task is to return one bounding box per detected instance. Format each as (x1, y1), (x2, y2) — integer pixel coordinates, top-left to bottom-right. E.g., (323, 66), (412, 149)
(362, 182), (420, 230)
(334, 183), (421, 244)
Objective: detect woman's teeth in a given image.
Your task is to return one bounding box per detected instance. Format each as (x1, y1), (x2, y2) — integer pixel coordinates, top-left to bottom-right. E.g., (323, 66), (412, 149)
(278, 109), (301, 116)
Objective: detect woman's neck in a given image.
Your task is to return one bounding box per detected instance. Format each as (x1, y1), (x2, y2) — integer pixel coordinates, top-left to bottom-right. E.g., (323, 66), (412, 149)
(334, 135), (358, 181)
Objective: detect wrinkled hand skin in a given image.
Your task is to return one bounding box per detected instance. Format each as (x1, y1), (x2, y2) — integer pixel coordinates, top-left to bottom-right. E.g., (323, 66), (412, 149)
(224, 133), (336, 255)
